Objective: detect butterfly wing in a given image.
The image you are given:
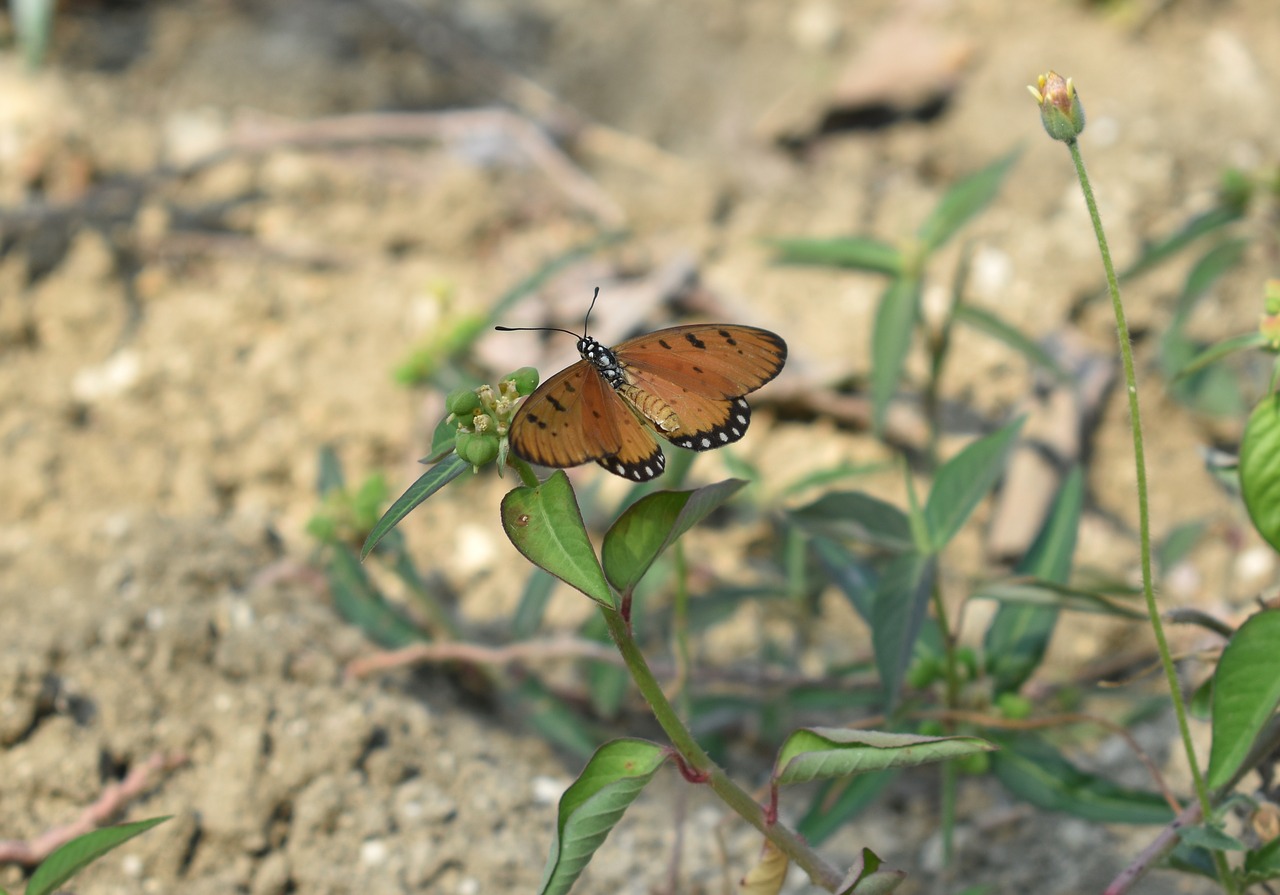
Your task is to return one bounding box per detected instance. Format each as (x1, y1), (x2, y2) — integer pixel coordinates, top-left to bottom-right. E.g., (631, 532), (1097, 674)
(612, 324), (787, 452)
(508, 360), (667, 481)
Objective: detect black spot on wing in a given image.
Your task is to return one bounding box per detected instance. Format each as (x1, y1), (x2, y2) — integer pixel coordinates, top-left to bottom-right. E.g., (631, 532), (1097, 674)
(670, 398), (751, 452)
(596, 445), (667, 481)
(684, 332), (707, 349)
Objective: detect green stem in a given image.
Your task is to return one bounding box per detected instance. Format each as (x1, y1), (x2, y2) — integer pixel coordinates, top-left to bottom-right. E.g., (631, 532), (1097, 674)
(600, 605), (845, 891)
(928, 580), (959, 866)
(509, 455), (541, 488)
(1067, 139), (1233, 891)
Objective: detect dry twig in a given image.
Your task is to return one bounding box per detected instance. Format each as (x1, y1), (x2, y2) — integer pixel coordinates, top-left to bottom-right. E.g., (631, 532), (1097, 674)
(0, 751), (186, 868)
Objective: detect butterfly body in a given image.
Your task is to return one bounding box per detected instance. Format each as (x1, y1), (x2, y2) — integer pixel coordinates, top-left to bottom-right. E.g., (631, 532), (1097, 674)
(508, 324), (787, 481)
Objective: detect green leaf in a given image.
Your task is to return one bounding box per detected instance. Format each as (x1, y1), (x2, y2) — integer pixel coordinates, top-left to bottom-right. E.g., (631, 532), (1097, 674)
(537, 739), (667, 895)
(1241, 397), (1280, 552)
(870, 276), (921, 434)
(809, 535), (877, 622)
(1177, 823), (1246, 852)
(1172, 238), (1250, 327)
(774, 728), (994, 785)
(768, 237), (904, 275)
(1206, 609), (1280, 789)
(990, 734), (1173, 823)
(789, 491), (915, 553)
(361, 454), (469, 558)
(316, 444), (345, 495)
(1244, 836), (1280, 883)
(972, 579), (1146, 620)
(984, 465), (1082, 692)
(502, 471), (614, 607)
(916, 150), (1019, 254)
(925, 417), (1025, 551)
(953, 304), (1070, 382)
(1115, 205), (1246, 286)
(872, 552), (936, 710)
(797, 771), (898, 845)
(26, 816), (170, 895)
(601, 479), (746, 593)
(836, 847), (906, 894)
(514, 678), (601, 761)
(1173, 331), (1268, 383)
(1156, 520), (1206, 574)
(512, 569), (557, 638)
(426, 413), (459, 463)
(328, 546), (425, 647)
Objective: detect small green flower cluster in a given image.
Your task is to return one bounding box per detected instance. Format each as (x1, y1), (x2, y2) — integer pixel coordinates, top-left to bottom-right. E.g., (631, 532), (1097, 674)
(446, 367), (540, 469)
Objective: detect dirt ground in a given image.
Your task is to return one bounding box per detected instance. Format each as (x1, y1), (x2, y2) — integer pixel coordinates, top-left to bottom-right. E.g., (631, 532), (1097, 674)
(2, 0), (1278, 893)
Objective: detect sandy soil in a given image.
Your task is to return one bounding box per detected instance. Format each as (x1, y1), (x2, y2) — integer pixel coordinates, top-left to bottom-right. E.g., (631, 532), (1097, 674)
(2, 0), (1278, 892)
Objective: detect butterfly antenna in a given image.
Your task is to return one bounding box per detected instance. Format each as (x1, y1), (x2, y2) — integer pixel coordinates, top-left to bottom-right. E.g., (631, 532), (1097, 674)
(493, 324), (581, 338)
(581, 286), (601, 338)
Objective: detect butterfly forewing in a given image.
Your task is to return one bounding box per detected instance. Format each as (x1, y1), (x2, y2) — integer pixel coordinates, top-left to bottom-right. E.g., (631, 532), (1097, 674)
(508, 361), (623, 468)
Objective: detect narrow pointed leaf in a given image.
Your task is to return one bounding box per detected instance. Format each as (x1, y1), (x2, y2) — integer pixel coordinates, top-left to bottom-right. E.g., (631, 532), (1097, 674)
(990, 734), (1172, 823)
(774, 728), (994, 786)
(26, 816), (170, 895)
(1115, 204), (1245, 286)
(537, 739), (667, 895)
(503, 471), (614, 607)
(916, 150), (1019, 253)
(870, 277), (921, 434)
(1206, 610), (1280, 789)
(601, 479), (745, 593)
(789, 491), (914, 552)
(426, 413), (459, 462)
(972, 579), (1145, 620)
(768, 236), (904, 275)
(985, 466), (1082, 692)
(872, 552), (935, 710)
(1178, 824), (1246, 852)
(1173, 238), (1250, 326)
(1241, 397), (1280, 551)
(809, 535), (877, 622)
(328, 545), (425, 647)
(361, 453), (469, 558)
(953, 304), (1070, 382)
(512, 569), (557, 637)
(1173, 331), (1266, 382)
(798, 771), (898, 845)
(925, 417), (1025, 551)
(316, 444), (345, 495)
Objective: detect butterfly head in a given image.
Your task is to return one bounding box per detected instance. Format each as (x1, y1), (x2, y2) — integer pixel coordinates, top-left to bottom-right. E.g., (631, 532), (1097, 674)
(578, 336), (624, 386)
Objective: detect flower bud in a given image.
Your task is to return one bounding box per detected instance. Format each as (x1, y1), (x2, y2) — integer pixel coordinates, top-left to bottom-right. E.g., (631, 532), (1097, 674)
(1028, 71), (1085, 142)
(1261, 280), (1280, 349)
(455, 431), (499, 468)
(504, 366), (540, 397)
(446, 387), (482, 416)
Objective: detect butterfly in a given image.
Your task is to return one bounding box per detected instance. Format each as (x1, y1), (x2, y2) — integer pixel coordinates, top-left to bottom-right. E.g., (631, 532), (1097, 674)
(498, 293), (787, 481)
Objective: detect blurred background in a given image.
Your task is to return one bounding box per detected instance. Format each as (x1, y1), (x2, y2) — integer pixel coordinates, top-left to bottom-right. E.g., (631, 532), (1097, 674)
(1, 0), (1277, 892)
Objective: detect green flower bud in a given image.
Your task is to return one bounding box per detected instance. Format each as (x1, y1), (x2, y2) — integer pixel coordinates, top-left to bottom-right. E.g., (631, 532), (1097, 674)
(446, 387), (482, 416)
(906, 656), (940, 690)
(1028, 71), (1085, 142)
(997, 692), (1033, 720)
(455, 431), (499, 467)
(956, 752), (990, 776)
(504, 366), (540, 397)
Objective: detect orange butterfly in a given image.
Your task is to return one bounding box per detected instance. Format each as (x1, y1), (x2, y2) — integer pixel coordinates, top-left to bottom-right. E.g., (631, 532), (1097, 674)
(499, 296), (787, 481)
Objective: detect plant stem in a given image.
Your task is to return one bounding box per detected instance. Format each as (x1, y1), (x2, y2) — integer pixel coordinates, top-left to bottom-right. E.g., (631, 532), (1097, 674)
(510, 456), (541, 488)
(600, 605), (846, 891)
(1067, 139), (1233, 891)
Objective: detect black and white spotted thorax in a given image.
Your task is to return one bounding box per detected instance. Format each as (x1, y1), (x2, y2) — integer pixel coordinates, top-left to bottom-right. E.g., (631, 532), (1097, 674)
(578, 336), (625, 388)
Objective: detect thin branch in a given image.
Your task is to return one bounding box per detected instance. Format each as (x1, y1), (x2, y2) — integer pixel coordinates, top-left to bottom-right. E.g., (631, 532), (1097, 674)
(0, 751), (186, 867)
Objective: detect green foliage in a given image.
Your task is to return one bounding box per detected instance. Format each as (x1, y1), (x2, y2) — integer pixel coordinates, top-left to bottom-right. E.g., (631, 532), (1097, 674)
(18, 817), (170, 895)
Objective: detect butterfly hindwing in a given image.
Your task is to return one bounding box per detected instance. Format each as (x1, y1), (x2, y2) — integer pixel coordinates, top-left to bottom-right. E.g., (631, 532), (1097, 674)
(613, 325), (785, 452)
